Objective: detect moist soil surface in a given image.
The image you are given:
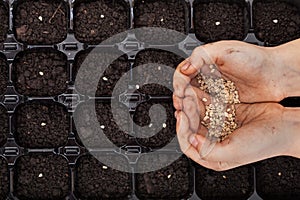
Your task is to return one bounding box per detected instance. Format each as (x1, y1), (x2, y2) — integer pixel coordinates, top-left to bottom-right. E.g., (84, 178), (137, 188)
(14, 49), (68, 97)
(0, 106), (8, 147)
(14, 154), (69, 200)
(193, 1), (248, 43)
(74, 0), (130, 44)
(133, 101), (176, 148)
(0, 55), (7, 95)
(256, 156), (300, 200)
(16, 103), (69, 148)
(136, 155), (191, 199)
(75, 155), (132, 199)
(253, 0), (300, 45)
(73, 49), (130, 97)
(14, 0), (68, 44)
(134, 49), (184, 96)
(0, 2), (8, 43)
(134, 0), (188, 44)
(195, 164), (253, 200)
(0, 157), (8, 200)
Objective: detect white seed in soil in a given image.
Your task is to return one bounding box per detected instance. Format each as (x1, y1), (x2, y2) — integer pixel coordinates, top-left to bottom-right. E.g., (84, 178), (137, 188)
(102, 166), (108, 169)
(162, 123), (167, 128)
(148, 123), (153, 128)
(39, 71), (44, 76)
(278, 172), (282, 176)
(202, 98), (208, 102)
(158, 66), (161, 70)
(273, 19), (279, 24)
(100, 14), (105, 18)
(136, 85), (140, 89)
(38, 173), (43, 178)
(38, 16), (43, 21)
(100, 125), (105, 129)
(160, 18), (164, 22)
(102, 77), (108, 81)
(215, 21), (221, 26)
(41, 122), (46, 126)
(222, 175), (226, 179)
(167, 174), (172, 179)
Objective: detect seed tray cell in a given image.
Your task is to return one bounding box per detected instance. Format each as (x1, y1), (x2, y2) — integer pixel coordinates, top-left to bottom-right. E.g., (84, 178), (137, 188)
(0, 1), (8, 43)
(13, 0), (69, 44)
(136, 155), (191, 199)
(0, 0), (299, 199)
(256, 156), (300, 200)
(0, 156), (9, 200)
(0, 105), (8, 147)
(15, 102), (69, 148)
(13, 48), (68, 97)
(195, 164), (254, 200)
(193, 0), (249, 43)
(75, 154), (132, 200)
(133, 0), (189, 44)
(134, 101), (177, 148)
(73, 49), (130, 97)
(0, 53), (8, 96)
(73, 0), (130, 44)
(14, 154), (70, 200)
(253, 0), (300, 45)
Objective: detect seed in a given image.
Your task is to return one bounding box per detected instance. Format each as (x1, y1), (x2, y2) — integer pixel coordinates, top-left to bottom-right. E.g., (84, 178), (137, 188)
(39, 71), (44, 76)
(38, 16), (43, 21)
(100, 125), (105, 129)
(100, 14), (105, 18)
(136, 85), (140, 89)
(102, 77), (108, 81)
(162, 123), (167, 128)
(149, 123), (153, 128)
(41, 122), (46, 126)
(158, 66), (161, 70)
(167, 174), (172, 179)
(215, 21), (221, 26)
(278, 172), (282, 176)
(38, 173), (43, 178)
(102, 166), (108, 169)
(160, 18), (164, 22)
(222, 175), (226, 179)
(202, 98), (208, 102)
(273, 19), (278, 24)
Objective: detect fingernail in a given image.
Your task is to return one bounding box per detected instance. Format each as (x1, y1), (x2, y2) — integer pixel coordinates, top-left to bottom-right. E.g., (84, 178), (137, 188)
(189, 135), (199, 148)
(181, 62), (190, 71)
(174, 111), (178, 118)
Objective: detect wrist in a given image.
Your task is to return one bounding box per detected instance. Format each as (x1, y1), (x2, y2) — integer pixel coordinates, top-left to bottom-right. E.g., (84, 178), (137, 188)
(269, 42), (300, 98)
(282, 108), (300, 158)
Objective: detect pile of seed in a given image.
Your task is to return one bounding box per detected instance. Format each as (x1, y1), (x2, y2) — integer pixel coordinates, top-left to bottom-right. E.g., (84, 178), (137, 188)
(196, 65), (240, 141)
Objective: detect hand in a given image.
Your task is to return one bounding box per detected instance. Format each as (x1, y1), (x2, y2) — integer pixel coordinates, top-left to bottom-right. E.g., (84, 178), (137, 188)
(173, 40), (285, 104)
(175, 85), (294, 171)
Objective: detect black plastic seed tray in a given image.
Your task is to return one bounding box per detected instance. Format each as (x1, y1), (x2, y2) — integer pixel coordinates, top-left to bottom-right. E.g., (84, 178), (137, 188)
(0, 0), (300, 199)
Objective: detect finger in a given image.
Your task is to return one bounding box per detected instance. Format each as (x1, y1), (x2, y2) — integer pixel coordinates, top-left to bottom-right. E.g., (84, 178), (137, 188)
(176, 111), (196, 153)
(173, 69), (191, 98)
(173, 94), (183, 111)
(182, 95), (200, 133)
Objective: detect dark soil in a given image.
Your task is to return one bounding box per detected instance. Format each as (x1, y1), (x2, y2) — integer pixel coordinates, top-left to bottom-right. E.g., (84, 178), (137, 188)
(74, 102), (132, 148)
(0, 54), (8, 95)
(74, 0), (130, 44)
(0, 106), (8, 147)
(73, 49), (130, 97)
(195, 164), (253, 200)
(256, 156), (300, 200)
(134, 102), (177, 148)
(14, 154), (69, 200)
(75, 155), (132, 199)
(193, 1), (248, 43)
(134, 0), (188, 44)
(15, 103), (69, 148)
(253, 0), (300, 45)
(0, 2), (8, 43)
(0, 157), (9, 200)
(13, 0), (68, 44)
(136, 155), (191, 199)
(13, 49), (68, 97)
(134, 49), (184, 96)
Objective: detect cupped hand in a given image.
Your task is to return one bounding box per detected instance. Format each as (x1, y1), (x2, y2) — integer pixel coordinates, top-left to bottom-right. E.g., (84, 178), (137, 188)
(174, 84), (293, 171)
(173, 40), (285, 104)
